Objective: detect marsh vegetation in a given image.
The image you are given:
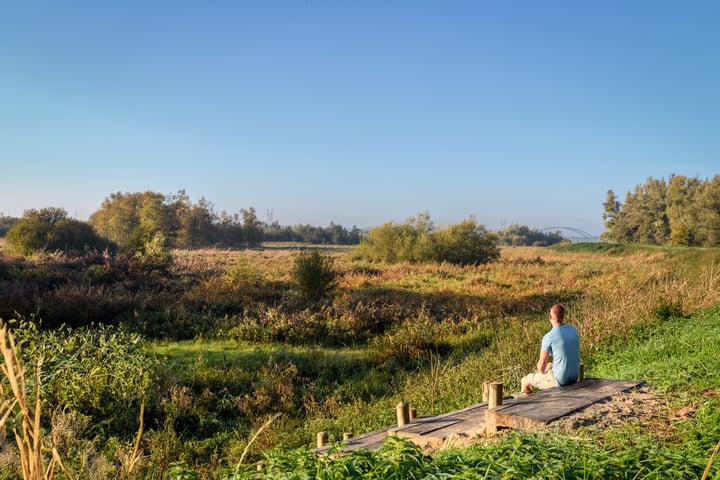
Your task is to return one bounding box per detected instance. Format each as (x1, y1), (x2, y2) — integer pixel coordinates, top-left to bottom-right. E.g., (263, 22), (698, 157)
(0, 242), (719, 478)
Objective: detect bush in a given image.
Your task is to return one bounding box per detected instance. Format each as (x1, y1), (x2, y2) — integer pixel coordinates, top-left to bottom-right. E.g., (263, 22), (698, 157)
(292, 250), (337, 301)
(353, 214), (499, 266)
(11, 321), (155, 436)
(427, 218), (500, 265)
(5, 207), (113, 256)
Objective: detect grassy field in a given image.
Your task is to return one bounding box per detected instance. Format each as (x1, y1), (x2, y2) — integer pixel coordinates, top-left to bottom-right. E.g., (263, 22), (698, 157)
(150, 244), (720, 478)
(1, 242), (719, 479)
(227, 303), (720, 479)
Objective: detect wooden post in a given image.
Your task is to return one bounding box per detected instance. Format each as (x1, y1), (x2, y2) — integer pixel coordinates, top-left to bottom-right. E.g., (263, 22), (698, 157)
(409, 408), (417, 421)
(485, 409), (498, 435)
(482, 381), (490, 402)
(343, 432), (354, 441)
(316, 431), (328, 448)
(488, 382), (503, 409)
(396, 402), (410, 427)
(578, 363), (585, 382)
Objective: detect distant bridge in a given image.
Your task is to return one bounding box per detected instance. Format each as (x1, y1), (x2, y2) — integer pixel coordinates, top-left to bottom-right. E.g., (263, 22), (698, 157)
(540, 227), (597, 242)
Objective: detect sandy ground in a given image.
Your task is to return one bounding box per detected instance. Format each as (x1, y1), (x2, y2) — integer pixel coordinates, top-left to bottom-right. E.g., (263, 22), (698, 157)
(442, 384), (705, 450)
(547, 384), (699, 436)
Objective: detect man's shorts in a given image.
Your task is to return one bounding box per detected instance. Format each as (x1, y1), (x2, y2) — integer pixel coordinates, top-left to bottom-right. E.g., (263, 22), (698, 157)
(524, 363), (557, 390)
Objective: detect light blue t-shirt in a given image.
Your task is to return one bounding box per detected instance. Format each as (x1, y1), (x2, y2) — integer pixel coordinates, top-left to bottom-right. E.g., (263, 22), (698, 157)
(541, 324), (580, 386)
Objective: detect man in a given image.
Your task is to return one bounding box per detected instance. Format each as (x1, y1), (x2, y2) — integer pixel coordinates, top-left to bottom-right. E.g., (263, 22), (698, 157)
(521, 304), (580, 394)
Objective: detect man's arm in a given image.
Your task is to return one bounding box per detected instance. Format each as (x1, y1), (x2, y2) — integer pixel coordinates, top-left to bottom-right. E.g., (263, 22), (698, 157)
(537, 350), (551, 373)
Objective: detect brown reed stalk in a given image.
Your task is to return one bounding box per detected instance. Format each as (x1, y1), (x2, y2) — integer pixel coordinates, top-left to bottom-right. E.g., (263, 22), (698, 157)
(119, 402), (146, 478)
(0, 323), (56, 480)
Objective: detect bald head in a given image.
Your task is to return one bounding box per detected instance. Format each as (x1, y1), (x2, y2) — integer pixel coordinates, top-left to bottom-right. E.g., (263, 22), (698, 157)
(550, 304), (565, 323)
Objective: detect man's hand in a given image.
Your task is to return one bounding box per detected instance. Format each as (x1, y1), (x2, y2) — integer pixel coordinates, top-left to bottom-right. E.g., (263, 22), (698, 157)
(537, 351), (550, 373)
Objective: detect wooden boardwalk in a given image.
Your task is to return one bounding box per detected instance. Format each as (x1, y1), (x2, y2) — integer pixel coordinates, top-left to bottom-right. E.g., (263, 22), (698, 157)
(317, 378), (642, 454)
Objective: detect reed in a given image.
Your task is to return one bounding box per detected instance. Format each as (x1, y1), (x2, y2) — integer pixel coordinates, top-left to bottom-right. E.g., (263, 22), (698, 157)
(0, 323), (58, 480)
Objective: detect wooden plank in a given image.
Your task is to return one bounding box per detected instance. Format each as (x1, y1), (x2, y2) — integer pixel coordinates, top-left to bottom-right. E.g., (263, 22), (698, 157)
(318, 378), (644, 451)
(486, 378), (643, 434)
(315, 425), (391, 454)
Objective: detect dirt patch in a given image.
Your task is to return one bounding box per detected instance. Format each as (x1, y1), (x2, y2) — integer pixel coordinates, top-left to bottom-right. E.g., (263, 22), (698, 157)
(547, 384), (691, 437)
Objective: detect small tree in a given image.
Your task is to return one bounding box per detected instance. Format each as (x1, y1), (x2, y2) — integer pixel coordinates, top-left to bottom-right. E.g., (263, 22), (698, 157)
(292, 250), (337, 301)
(242, 207), (264, 249)
(6, 207), (111, 256)
(429, 217), (499, 265)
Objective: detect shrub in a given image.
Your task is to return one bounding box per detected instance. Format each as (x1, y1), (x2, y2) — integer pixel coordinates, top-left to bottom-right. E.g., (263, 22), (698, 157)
(292, 250), (337, 301)
(427, 217), (500, 265)
(353, 214), (499, 266)
(6, 207), (113, 256)
(12, 322), (155, 437)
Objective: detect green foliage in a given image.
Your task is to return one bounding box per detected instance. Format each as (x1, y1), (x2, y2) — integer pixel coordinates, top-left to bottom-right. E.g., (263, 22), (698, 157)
(264, 221), (364, 244)
(90, 191), (173, 251)
(427, 217), (500, 265)
(292, 250), (337, 300)
(11, 321), (155, 436)
(1, 242), (719, 478)
(0, 214), (19, 237)
(90, 190), (272, 251)
(354, 213), (499, 265)
(136, 230), (172, 269)
(221, 431), (712, 479)
(497, 224), (566, 247)
(241, 207), (264, 248)
(590, 304), (720, 394)
(602, 174), (720, 246)
(5, 207), (111, 256)
(168, 462), (200, 480)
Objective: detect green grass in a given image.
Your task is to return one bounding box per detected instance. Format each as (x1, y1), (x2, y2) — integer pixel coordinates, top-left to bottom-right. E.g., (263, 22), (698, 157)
(212, 304), (720, 479)
(590, 304), (720, 389)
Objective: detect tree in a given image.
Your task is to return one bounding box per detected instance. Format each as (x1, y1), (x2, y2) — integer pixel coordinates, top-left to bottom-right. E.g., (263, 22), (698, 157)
(429, 217), (500, 265)
(601, 190), (621, 241)
(601, 174), (720, 246)
(292, 250), (337, 301)
(90, 191), (175, 251)
(353, 213), (499, 265)
(497, 225), (564, 246)
(6, 207), (111, 256)
(242, 207), (263, 248)
(666, 174), (701, 246)
(0, 215), (18, 237)
(218, 211), (244, 246)
(696, 175), (720, 246)
(176, 197), (218, 249)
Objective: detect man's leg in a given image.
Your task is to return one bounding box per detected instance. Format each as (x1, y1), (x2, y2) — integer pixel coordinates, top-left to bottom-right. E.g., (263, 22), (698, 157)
(521, 374), (533, 394)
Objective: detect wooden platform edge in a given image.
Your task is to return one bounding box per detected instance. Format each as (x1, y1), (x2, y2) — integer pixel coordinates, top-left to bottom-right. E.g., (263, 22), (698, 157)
(485, 378), (644, 435)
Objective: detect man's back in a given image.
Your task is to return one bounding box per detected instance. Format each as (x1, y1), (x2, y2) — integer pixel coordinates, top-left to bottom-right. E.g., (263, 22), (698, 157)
(542, 324), (580, 386)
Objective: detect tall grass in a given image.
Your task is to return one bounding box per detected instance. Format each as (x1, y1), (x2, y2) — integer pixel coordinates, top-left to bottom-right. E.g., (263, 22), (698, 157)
(0, 323), (57, 479)
(4, 244), (720, 478)
(220, 303), (720, 479)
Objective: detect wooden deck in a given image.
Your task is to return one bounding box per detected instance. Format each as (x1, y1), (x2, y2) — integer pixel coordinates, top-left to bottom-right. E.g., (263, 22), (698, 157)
(317, 378), (643, 454)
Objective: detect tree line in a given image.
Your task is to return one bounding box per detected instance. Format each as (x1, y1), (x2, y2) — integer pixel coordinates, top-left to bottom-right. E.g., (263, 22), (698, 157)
(2, 190), (569, 259)
(602, 174), (720, 246)
(2, 190), (365, 255)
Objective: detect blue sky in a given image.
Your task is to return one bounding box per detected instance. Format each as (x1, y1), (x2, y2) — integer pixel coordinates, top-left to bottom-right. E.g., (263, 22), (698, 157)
(1, 1), (718, 236)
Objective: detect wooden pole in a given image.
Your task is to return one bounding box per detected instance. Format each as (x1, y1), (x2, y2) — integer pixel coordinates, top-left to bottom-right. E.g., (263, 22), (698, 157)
(409, 408), (417, 421)
(488, 382), (503, 409)
(578, 363), (585, 382)
(343, 432), (354, 441)
(396, 402), (410, 427)
(316, 431), (328, 448)
(482, 381), (490, 402)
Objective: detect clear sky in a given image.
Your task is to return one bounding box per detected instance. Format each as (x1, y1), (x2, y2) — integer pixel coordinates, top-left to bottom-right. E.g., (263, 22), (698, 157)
(2, 1), (719, 236)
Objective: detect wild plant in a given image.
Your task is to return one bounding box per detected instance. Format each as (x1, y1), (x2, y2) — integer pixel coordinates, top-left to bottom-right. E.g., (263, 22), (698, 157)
(0, 323), (58, 479)
(292, 249), (337, 301)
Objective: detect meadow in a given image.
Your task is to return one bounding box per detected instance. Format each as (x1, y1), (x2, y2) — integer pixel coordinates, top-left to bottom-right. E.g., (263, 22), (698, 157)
(0, 242), (719, 479)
